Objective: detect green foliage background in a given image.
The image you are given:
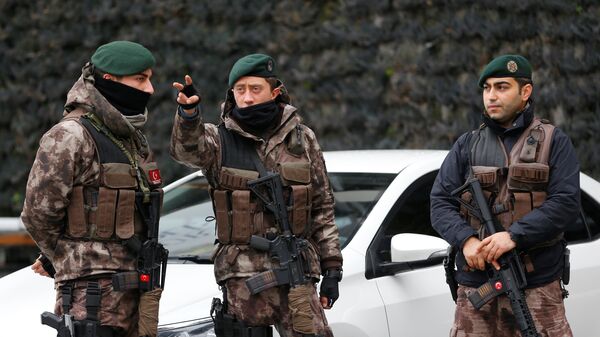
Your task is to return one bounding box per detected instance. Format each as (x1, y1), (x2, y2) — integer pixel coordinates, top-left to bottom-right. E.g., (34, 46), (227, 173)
(1, 0), (599, 215)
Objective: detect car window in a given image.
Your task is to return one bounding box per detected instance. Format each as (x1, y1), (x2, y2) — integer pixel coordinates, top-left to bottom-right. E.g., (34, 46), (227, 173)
(366, 171), (439, 275)
(158, 173), (396, 260)
(159, 177), (215, 260)
(329, 173), (397, 248)
(565, 190), (600, 243)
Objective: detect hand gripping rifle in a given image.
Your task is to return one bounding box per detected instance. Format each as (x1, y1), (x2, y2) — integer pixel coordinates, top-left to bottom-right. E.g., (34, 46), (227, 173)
(452, 178), (540, 337)
(245, 172), (311, 294)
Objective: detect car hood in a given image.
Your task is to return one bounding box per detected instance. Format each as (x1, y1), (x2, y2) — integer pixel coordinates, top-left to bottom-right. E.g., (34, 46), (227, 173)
(158, 263), (219, 325)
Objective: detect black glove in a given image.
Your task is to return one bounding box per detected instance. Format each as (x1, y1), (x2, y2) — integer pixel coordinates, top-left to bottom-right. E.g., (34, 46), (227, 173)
(179, 83), (200, 110)
(319, 269), (342, 307)
(39, 254), (56, 278)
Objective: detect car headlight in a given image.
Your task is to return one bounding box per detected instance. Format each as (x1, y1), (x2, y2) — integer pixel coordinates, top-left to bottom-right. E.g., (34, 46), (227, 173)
(157, 318), (215, 337)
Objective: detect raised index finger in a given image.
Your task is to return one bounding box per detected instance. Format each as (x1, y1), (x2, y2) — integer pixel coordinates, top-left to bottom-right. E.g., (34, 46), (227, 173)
(185, 75), (193, 86)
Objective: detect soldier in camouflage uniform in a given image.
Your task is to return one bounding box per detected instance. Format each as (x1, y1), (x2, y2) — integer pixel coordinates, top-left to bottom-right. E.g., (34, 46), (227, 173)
(430, 55), (579, 336)
(170, 54), (343, 337)
(23, 41), (164, 337)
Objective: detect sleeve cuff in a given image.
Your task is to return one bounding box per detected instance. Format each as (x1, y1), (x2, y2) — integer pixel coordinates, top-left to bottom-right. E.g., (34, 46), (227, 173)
(320, 259), (343, 273)
(178, 105), (200, 120)
(456, 227), (478, 249)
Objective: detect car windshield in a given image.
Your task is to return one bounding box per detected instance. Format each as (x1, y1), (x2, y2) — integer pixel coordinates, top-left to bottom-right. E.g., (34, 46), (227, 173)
(159, 172), (396, 261)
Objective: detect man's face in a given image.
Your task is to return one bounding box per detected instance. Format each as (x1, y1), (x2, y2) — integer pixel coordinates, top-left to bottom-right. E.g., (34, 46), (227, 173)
(104, 68), (154, 95)
(482, 77), (531, 128)
(232, 76), (279, 108)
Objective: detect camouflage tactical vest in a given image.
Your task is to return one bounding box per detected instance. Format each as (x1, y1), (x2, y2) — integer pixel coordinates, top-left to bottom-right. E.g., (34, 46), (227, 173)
(460, 118), (555, 236)
(63, 109), (162, 242)
(212, 124), (312, 244)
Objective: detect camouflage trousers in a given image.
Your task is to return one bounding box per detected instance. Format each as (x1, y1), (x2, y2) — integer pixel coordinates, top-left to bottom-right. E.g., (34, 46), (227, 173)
(451, 280), (572, 337)
(55, 278), (140, 337)
(225, 277), (334, 337)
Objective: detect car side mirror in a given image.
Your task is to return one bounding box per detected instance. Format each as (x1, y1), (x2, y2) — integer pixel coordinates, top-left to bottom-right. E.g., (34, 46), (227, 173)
(391, 233), (449, 263)
(377, 234), (449, 277)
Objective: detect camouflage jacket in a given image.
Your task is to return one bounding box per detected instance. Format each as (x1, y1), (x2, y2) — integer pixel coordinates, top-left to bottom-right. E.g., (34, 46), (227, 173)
(170, 103), (343, 282)
(21, 63), (153, 283)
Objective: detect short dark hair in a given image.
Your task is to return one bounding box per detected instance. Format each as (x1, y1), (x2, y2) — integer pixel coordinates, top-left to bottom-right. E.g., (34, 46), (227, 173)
(515, 77), (533, 92)
(93, 67), (123, 80)
(265, 77), (279, 90)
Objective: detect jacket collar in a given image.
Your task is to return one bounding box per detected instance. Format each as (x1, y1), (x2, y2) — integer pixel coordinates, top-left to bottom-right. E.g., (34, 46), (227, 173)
(223, 103), (301, 155)
(482, 100), (535, 136)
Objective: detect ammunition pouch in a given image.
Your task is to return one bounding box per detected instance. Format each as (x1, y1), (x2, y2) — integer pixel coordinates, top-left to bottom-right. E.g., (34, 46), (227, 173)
(213, 165), (312, 244)
(67, 162), (139, 242)
(210, 297), (273, 337)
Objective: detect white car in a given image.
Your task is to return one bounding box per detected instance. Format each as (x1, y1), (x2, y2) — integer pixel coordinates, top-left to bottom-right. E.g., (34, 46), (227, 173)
(1, 150), (599, 336)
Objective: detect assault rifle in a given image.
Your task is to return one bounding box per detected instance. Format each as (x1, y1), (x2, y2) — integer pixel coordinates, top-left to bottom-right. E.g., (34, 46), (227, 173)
(452, 178), (540, 337)
(245, 172), (311, 294)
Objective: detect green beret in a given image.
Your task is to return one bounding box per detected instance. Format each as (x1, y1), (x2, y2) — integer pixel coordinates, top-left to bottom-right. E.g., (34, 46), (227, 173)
(91, 41), (155, 76)
(478, 54), (532, 88)
(228, 53), (276, 87)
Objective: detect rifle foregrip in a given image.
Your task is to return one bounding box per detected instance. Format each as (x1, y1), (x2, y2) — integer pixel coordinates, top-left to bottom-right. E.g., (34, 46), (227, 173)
(249, 235), (271, 252)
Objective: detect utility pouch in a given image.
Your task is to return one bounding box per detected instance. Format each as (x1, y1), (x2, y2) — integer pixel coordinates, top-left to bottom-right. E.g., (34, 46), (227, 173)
(213, 190), (232, 243)
(288, 285), (317, 335)
(67, 186), (87, 238)
(279, 162), (311, 186)
(508, 163), (549, 191)
(231, 190), (252, 244)
(472, 166), (501, 192)
(290, 185), (311, 236)
(219, 167), (258, 190)
(101, 163), (137, 189)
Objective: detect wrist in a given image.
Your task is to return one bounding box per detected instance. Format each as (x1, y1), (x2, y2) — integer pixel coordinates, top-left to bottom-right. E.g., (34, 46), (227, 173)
(178, 105), (199, 120)
(323, 268), (343, 282)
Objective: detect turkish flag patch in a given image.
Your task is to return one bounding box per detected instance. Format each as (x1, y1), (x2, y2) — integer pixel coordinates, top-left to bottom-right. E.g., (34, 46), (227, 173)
(148, 169), (162, 185)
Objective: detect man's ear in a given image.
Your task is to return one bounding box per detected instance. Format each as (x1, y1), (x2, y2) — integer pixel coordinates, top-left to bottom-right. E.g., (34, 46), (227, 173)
(521, 83), (533, 101)
(272, 86), (281, 99)
(103, 73), (115, 81)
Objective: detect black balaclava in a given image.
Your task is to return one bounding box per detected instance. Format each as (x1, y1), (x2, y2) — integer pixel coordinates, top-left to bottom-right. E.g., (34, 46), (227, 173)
(94, 75), (151, 116)
(231, 100), (282, 135)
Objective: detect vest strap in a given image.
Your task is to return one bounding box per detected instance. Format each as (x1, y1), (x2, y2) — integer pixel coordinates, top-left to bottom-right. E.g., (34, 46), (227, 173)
(85, 281), (101, 322)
